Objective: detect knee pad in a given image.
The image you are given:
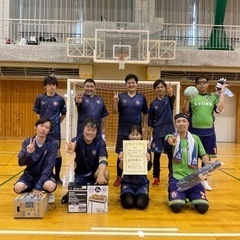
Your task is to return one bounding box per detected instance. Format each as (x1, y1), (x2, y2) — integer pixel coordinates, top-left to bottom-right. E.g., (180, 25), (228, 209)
(194, 204), (209, 214)
(135, 194), (149, 210)
(121, 192), (135, 209)
(170, 204), (184, 213)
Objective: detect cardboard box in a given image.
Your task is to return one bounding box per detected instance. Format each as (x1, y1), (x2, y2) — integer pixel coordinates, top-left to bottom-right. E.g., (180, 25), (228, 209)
(68, 182), (108, 213)
(13, 192), (48, 218)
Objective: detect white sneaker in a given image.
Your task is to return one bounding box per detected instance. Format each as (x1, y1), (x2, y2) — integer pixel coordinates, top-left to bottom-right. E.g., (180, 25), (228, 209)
(48, 193), (55, 203)
(202, 180), (212, 191)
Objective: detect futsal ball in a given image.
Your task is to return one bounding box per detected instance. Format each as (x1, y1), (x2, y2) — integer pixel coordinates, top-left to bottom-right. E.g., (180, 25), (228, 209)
(184, 86), (198, 100)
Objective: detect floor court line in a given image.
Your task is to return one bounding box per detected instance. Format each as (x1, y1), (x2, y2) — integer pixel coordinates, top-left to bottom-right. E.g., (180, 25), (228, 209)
(0, 230), (240, 237)
(219, 169), (240, 181)
(0, 155), (18, 173)
(91, 227), (179, 231)
(0, 171), (22, 186)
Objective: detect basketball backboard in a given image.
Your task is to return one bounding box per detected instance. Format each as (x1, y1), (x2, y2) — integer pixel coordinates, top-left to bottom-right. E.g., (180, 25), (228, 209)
(93, 29), (150, 69)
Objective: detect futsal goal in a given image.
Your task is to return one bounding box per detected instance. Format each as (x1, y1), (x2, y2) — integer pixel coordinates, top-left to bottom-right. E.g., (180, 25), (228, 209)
(66, 79), (180, 150)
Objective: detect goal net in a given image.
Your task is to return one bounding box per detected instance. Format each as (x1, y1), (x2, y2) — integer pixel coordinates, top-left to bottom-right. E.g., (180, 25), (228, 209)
(66, 79), (180, 150)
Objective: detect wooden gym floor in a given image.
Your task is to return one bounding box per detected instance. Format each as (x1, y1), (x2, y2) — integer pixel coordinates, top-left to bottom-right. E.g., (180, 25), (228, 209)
(0, 139), (239, 240)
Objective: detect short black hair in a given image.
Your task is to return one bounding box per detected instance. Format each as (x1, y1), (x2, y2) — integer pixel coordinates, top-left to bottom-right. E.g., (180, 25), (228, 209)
(153, 79), (167, 89)
(84, 78), (96, 86)
(35, 118), (53, 131)
(125, 74), (138, 83)
(195, 75), (209, 84)
(83, 118), (99, 131)
(128, 125), (142, 135)
(43, 76), (58, 86)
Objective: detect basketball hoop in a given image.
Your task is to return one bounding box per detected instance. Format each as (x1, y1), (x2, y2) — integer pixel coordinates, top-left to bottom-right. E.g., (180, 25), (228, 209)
(117, 54), (129, 70)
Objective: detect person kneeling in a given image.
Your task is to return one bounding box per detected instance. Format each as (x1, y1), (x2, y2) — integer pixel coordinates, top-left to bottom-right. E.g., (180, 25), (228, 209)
(61, 119), (109, 204)
(165, 113), (211, 214)
(119, 125), (152, 210)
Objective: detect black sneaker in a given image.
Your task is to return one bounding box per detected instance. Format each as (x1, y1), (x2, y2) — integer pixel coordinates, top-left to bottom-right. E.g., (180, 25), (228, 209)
(56, 178), (63, 186)
(61, 192), (68, 204)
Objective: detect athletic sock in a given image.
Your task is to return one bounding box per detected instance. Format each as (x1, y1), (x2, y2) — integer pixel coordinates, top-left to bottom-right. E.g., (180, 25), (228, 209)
(55, 156), (62, 179)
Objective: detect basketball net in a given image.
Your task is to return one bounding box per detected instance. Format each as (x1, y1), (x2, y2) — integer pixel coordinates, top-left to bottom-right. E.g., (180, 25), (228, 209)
(117, 54), (128, 70)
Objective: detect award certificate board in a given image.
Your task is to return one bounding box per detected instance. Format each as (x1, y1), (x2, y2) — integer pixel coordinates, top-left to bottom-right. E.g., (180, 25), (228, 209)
(123, 140), (147, 175)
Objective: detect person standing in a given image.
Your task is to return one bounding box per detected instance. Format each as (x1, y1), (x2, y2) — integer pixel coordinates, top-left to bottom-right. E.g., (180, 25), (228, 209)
(182, 75), (225, 191)
(74, 78), (109, 138)
(165, 113), (211, 214)
(33, 76), (66, 189)
(112, 74), (148, 187)
(148, 79), (175, 186)
(14, 118), (58, 204)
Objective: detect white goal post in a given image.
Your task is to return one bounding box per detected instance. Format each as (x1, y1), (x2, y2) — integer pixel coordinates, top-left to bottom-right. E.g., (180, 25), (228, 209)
(66, 79), (180, 149)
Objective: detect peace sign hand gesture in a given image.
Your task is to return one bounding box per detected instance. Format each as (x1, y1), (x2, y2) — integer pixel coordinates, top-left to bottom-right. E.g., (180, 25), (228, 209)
(167, 83), (174, 97)
(66, 141), (76, 154)
(113, 91), (119, 104)
(27, 138), (36, 154)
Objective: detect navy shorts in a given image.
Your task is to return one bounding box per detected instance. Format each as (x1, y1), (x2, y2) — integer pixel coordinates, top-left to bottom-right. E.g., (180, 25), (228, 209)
(48, 132), (61, 149)
(150, 136), (165, 153)
(168, 177), (208, 206)
(198, 134), (217, 157)
(14, 173), (56, 192)
(115, 134), (129, 154)
(121, 182), (149, 198)
(74, 172), (96, 185)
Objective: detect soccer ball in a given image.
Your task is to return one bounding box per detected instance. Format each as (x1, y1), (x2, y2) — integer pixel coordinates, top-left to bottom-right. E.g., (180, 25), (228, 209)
(184, 86), (198, 100)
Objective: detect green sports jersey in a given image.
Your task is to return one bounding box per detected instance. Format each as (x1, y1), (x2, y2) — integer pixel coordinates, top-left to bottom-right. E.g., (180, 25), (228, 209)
(170, 134), (207, 180)
(189, 93), (219, 128)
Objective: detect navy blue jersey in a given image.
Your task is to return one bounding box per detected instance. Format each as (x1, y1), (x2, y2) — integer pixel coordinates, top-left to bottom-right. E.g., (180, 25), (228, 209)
(148, 95), (175, 137)
(33, 93), (67, 135)
(76, 94), (109, 134)
(117, 92), (148, 136)
(18, 136), (58, 188)
(74, 135), (108, 175)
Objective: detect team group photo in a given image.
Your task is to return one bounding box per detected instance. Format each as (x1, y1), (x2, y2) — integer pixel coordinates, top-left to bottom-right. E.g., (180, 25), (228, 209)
(0, 0), (240, 239)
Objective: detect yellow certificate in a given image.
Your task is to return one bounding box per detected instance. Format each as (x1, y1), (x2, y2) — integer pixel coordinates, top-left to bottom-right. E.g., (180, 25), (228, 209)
(123, 140), (148, 175)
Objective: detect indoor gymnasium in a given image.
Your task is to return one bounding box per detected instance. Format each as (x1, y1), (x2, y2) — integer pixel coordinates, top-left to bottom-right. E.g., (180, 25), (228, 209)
(0, 1), (240, 239)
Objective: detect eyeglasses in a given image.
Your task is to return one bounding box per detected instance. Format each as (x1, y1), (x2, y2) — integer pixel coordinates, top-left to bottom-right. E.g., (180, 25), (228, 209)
(197, 81), (208, 85)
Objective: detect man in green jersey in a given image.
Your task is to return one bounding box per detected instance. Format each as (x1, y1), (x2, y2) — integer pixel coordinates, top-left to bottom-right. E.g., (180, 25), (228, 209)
(165, 113), (211, 214)
(182, 75), (226, 191)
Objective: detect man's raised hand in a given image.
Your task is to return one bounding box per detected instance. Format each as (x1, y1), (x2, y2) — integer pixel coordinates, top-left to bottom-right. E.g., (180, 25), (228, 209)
(66, 141), (76, 154)
(75, 93), (83, 104)
(167, 83), (174, 96)
(113, 91), (119, 104)
(27, 138), (36, 154)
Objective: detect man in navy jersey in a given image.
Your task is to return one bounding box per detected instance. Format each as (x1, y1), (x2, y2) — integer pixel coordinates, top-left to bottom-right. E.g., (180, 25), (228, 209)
(112, 74), (148, 186)
(75, 78), (109, 138)
(61, 118), (109, 204)
(14, 118), (58, 203)
(148, 79), (175, 186)
(33, 76), (66, 193)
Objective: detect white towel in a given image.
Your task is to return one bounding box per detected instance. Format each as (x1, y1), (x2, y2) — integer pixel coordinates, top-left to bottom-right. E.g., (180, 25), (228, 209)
(173, 131), (198, 168)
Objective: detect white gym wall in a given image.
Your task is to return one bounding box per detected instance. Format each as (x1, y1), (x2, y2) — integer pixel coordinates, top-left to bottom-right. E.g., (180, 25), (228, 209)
(215, 94), (236, 142)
